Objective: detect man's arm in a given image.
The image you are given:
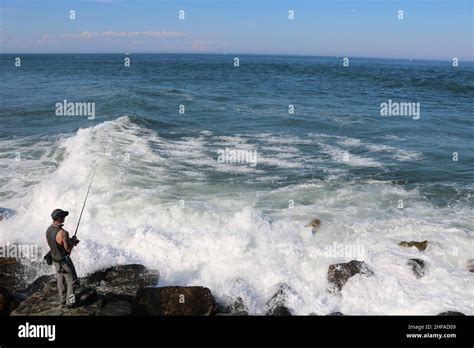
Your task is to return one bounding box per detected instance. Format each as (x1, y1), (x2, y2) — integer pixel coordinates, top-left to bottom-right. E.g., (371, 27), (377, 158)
(57, 229), (74, 254)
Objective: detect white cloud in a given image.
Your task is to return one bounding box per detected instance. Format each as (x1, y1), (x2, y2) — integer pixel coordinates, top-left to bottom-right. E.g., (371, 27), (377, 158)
(40, 31), (187, 42)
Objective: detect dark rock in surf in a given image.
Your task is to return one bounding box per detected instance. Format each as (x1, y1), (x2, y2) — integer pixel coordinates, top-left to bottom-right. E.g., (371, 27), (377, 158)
(309, 218), (321, 235)
(132, 286), (216, 316)
(327, 311), (344, 316)
(0, 286), (14, 315)
(217, 296), (249, 316)
(407, 258), (425, 279)
(0, 257), (43, 314)
(266, 283), (292, 316)
(84, 264), (159, 296)
(0, 208), (17, 221)
(399, 240), (429, 252)
(468, 259), (474, 273)
(436, 311), (465, 316)
(231, 297), (248, 314)
(327, 260), (374, 293)
(0, 257), (27, 293)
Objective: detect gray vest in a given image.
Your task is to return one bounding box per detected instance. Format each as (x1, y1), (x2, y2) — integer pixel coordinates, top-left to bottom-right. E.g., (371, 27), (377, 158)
(46, 224), (68, 262)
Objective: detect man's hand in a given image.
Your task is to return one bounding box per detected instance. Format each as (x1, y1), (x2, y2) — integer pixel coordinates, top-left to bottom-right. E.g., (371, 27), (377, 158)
(71, 235), (80, 246)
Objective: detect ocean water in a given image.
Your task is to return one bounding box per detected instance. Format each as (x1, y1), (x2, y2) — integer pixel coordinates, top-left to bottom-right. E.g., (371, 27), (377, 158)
(0, 54), (473, 315)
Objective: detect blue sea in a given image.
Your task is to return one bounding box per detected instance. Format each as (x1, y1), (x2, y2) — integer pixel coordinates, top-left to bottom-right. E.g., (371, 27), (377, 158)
(0, 54), (473, 314)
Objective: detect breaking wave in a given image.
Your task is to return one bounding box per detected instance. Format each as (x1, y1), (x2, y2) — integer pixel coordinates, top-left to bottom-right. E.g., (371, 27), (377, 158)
(0, 116), (472, 315)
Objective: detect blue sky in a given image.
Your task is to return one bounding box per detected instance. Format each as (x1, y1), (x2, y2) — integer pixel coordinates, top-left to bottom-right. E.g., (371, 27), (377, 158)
(0, 0), (472, 60)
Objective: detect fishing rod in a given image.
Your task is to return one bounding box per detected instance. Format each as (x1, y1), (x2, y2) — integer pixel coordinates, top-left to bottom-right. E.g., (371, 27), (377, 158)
(74, 165), (97, 237)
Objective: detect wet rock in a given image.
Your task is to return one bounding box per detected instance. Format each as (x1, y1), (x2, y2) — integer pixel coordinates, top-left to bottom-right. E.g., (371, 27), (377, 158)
(0, 286), (14, 315)
(17, 275), (55, 298)
(75, 286), (98, 306)
(0, 257), (18, 267)
(217, 297), (249, 315)
(0, 257), (27, 292)
(436, 311), (465, 316)
(84, 264), (159, 296)
(11, 281), (66, 315)
(309, 219), (321, 235)
(224, 310), (248, 316)
(407, 259), (425, 279)
(327, 260), (374, 293)
(468, 259), (474, 273)
(327, 311), (344, 316)
(0, 207), (16, 221)
(90, 292), (134, 315)
(11, 264), (157, 316)
(11, 282), (99, 316)
(230, 297), (248, 314)
(392, 179), (408, 185)
(266, 283), (292, 316)
(309, 219), (321, 228)
(97, 300), (132, 316)
(133, 286), (216, 316)
(11, 283), (132, 316)
(399, 240), (429, 252)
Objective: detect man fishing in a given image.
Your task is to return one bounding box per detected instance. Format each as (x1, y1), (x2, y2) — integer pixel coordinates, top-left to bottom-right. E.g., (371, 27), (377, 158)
(45, 165), (97, 308)
(46, 208), (80, 307)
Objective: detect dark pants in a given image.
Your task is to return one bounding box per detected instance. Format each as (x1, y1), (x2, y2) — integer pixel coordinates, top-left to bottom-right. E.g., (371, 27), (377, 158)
(53, 257), (77, 305)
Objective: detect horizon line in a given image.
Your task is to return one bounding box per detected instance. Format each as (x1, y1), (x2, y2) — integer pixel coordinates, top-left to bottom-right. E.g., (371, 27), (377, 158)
(0, 52), (472, 63)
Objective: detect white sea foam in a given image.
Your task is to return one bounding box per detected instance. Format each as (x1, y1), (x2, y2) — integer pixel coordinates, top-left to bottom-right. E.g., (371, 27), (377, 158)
(320, 144), (383, 168)
(337, 138), (362, 147)
(0, 116), (472, 315)
(366, 144), (423, 161)
(337, 138), (424, 162)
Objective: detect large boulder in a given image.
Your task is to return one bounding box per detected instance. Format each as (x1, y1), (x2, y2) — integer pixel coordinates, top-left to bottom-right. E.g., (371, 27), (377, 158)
(132, 286), (216, 316)
(11, 282), (133, 316)
(327, 260), (374, 293)
(399, 240), (429, 252)
(265, 283), (292, 316)
(11, 282), (97, 316)
(84, 264), (159, 296)
(10, 264), (157, 316)
(407, 259), (425, 279)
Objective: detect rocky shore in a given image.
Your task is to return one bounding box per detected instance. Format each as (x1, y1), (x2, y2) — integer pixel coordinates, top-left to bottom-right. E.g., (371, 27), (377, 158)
(0, 239), (470, 316)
